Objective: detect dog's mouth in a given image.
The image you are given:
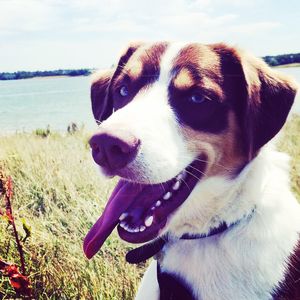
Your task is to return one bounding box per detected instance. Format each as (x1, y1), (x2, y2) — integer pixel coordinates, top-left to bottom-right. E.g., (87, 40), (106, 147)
(83, 155), (207, 259)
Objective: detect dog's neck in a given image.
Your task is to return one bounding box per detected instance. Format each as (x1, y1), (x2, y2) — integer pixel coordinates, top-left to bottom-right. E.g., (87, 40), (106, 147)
(156, 146), (300, 299)
(165, 145), (275, 239)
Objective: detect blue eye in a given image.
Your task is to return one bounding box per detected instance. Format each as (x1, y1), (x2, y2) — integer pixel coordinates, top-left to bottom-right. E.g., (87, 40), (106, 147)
(189, 94), (206, 104)
(119, 85), (129, 97)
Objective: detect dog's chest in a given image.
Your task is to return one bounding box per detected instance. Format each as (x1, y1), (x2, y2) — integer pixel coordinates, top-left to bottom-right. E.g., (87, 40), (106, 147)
(158, 232), (300, 300)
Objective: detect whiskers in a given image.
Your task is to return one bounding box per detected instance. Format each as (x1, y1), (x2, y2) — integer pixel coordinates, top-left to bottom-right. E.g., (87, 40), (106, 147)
(178, 153), (233, 174)
(193, 157), (232, 173)
(159, 182), (166, 193)
(180, 177), (191, 191)
(187, 164), (207, 178)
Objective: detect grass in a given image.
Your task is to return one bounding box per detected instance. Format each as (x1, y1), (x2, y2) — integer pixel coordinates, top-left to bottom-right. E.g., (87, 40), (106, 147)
(0, 116), (299, 299)
(277, 115), (300, 201)
(0, 129), (146, 299)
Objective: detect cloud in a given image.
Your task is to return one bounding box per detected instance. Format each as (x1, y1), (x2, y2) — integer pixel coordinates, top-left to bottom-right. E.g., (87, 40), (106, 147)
(0, 0), (59, 34)
(73, 18), (147, 33)
(0, 0), (278, 39)
(0, 0), (296, 71)
(229, 21), (281, 35)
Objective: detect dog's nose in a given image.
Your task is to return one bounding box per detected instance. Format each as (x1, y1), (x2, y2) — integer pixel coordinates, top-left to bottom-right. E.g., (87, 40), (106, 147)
(89, 130), (140, 171)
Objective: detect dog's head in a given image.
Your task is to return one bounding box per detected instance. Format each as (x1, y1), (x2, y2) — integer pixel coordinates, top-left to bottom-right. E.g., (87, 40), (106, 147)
(84, 42), (297, 259)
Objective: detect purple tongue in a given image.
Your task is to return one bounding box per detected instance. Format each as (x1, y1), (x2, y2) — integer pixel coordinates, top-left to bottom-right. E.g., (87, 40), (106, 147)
(83, 180), (143, 259)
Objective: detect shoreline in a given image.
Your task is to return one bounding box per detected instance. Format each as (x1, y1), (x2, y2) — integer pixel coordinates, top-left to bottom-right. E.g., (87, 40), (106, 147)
(24, 75), (88, 80)
(274, 63), (300, 68)
(0, 74), (90, 81)
(0, 68), (94, 81)
(1, 64), (299, 81)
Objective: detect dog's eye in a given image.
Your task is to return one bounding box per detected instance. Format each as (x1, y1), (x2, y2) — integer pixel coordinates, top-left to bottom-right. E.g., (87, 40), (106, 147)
(119, 85), (129, 97)
(189, 94), (207, 104)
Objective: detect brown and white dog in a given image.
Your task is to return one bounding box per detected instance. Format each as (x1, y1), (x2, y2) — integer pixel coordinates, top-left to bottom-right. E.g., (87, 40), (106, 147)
(83, 42), (300, 300)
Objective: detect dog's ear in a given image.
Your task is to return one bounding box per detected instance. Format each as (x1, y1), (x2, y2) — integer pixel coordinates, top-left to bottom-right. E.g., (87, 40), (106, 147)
(214, 44), (298, 159)
(91, 69), (114, 124)
(240, 52), (297, 159)
(91, 42), (144, 123)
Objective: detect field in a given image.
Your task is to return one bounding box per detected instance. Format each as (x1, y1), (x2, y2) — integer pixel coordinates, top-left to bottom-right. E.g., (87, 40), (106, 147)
(0, 116), (300, 299)
(0, 130), (145, 299)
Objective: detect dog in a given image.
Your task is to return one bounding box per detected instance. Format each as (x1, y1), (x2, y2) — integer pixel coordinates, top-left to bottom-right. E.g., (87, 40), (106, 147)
(83, 42), (300, 300)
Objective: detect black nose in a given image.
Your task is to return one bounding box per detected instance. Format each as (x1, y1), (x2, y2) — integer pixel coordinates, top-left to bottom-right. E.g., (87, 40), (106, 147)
(89, 130), (140, 171)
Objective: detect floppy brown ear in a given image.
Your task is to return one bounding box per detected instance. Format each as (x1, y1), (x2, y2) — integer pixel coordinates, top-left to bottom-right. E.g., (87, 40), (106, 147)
(91, 69), (114, 123)
(90, 42), (144, 123)
(213, 43), (298, 159)
(240, 52), (298, 158)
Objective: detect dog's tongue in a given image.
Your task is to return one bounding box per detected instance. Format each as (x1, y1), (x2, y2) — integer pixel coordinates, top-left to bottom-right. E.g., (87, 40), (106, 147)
(83, 180), (143, 259)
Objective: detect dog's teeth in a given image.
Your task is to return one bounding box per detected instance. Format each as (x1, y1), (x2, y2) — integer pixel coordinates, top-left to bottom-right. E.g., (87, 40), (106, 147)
(176, 171), (187, 181)
(139, 225), (146, 232)
(120, 221), (126, 229)
(151, 206), (156, 211)
(133, 228), (139, 233)
(119, 212), (128, 221)
(163, 192), (172, 200)
(127, 227), (135, 233)
(145, 215), (154, 227)
(176, 174), (183, 181)
(155, 200), (161, 207)
(172, 181), (181, 191)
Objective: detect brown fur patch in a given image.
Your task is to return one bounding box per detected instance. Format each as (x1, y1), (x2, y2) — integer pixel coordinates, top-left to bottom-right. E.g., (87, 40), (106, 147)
(208, 43), (297, 159)
(180, 111), (246, 177)
(125, 61), (143, 80)
(112, 42), (145, 83)
(173, 44), (225, 101)
(110, 42), (168, 110)
(173, 68), (195, 90)
(118, 42), (168, 81)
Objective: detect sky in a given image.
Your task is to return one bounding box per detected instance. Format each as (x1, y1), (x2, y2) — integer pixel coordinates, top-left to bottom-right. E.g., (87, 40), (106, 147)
(0, 0), (299, 72)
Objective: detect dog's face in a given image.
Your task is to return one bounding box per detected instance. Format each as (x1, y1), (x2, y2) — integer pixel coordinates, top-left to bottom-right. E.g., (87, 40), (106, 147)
(84, 42), (297, 259)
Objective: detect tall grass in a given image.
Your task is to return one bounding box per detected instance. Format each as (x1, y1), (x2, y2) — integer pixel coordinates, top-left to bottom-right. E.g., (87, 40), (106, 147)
(277, 115), (300, 201)
(0, 130), (145, 299)
(0, 116), (299, 299)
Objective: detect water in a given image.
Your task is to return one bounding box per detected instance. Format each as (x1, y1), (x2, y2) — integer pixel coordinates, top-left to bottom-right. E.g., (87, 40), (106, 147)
(0, 76), (97, 133)
(0, 67), (299, 133)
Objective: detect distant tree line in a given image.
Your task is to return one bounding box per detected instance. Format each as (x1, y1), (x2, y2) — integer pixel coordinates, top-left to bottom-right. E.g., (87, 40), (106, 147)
(262, 53), (300, 66)
(0, 69), (92, 80)
(1, 52), (300, 81)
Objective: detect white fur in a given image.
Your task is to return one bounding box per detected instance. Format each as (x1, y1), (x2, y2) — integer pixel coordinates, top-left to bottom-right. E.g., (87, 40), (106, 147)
(135, 260), (160, 300)
(94, 42), (300, 299)
(136, 146), (300, 299)
(99, 43), (194, 184)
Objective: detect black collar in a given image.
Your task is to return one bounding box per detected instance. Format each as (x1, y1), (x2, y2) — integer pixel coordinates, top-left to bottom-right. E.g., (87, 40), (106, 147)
(126, 209), (255, 264)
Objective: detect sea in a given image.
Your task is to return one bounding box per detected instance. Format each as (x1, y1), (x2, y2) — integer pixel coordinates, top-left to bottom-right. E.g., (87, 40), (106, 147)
(0, 67), (300, 133)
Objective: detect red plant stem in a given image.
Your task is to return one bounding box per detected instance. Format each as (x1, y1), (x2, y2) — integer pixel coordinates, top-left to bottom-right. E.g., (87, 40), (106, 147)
(9, 216), (26, 275)
(4, 177), (26, 275)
